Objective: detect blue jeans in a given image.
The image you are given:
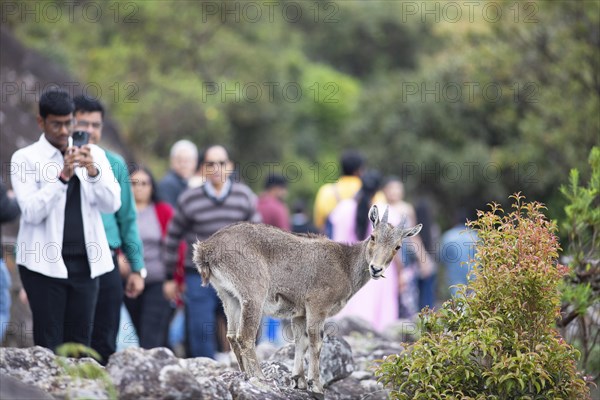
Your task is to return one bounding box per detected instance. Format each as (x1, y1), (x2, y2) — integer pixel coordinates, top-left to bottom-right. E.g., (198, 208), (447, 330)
(0, 259), (11, 340)
(418, 273), (437, 310)
(168, 308), (185, 348)
(184, 273), (218, 358)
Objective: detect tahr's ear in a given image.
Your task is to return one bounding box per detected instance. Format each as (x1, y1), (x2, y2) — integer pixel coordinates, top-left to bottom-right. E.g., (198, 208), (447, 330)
(403, 224), (423, 238)
(381, 206), (389, 225)
(368, 205), (379, 228)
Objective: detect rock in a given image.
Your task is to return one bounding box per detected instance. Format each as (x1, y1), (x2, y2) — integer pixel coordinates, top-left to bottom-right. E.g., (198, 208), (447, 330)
(183, 356), (230, 379)
(360, 379), (388, 398)
(0, 325), (405, 400)
(183, 357), (233, 399)
(52, 375), (112, 400)
(319, 335), (354, 386)
(0, 346), (113, 399)
(55, 356), (113, 399)
(328, 316), (388, 340)
(267, 334), (354, 387)
(267, 342), (296, 369)
(162, 364), (231, 400)
(0, 346), (62, 393)
(0, 373), (53, 400)
(351, 370), (374, 381)
(327, 377), (389, 400)
(228, 377), (278, 400)
(261, 361), (292, 387)
(226, 375), (316, 400)
(256, 341), (279, 361)
(344, 335), (404, 372)
(106, 347), (228, 400)
(382, 319), (419, 343)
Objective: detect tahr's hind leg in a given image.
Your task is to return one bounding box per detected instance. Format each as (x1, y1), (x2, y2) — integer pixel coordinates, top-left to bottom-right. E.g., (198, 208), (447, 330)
(237, 299), (265, 378)
(218, 291), (243, 370)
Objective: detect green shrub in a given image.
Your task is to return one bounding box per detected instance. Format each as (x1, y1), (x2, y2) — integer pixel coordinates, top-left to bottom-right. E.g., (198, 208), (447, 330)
(558, 146), (599, 388)
(375, 194), (590, 399)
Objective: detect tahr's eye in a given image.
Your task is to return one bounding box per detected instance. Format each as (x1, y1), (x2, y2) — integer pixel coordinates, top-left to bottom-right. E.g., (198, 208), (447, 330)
(370, 235), (375, 241)
(395, 245), (401, 251)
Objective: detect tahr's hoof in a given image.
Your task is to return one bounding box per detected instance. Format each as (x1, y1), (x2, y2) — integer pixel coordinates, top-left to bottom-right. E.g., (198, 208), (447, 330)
(248, 376), (271, 391)
(291, 374), (307, 390)
(306, 379), (324, 400)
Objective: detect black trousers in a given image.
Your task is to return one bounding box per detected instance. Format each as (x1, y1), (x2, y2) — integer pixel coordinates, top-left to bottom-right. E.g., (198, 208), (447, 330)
(124, 281), (173, 349)
(90, 254), (123, 365)
(19, 264), (99, 352)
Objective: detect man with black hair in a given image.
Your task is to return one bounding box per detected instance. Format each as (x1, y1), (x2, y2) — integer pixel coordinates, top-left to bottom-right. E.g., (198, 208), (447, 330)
(73, 95), (146, 364)
(256, 173), (290, 231)
(256, 173), (290, 345)
(10, 88), (121, 351)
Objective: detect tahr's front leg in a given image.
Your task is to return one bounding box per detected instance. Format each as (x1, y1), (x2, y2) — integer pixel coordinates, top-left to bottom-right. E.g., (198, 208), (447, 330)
(306, 316), (325, 397)
(290, 316), (308, 389)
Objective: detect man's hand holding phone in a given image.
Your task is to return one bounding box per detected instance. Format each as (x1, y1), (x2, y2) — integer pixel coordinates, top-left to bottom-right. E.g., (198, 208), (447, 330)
(60, 136), (77, 181)
(78, 144), (98, 177)
(61, 131), (97, 181)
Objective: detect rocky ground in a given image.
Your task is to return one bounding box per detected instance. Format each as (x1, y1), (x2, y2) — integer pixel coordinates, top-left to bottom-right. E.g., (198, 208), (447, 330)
(0, 317), (416, 399)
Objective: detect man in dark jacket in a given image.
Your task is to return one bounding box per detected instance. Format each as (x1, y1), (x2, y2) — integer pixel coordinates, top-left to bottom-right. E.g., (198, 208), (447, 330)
(158, 140), (198, 206)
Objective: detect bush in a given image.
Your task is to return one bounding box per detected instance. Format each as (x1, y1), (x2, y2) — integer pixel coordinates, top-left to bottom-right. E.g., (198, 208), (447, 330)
(558, 146), (600, 388)
(375, 194), (590, 399)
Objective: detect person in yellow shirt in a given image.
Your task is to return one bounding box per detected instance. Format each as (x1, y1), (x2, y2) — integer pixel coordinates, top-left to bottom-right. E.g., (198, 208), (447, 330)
(313, 150), (365, 234)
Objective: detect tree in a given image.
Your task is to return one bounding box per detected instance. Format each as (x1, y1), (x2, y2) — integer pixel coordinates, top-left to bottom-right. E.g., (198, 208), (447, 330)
(558, 147), (600, 387)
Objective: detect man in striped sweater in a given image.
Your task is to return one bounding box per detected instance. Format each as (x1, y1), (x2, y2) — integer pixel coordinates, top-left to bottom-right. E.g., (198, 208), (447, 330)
(163, 145), (261, 358)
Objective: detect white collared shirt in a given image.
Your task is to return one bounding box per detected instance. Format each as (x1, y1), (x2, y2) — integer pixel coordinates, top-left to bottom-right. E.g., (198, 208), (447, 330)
(10, 134), (121, 279)
(204, 178), (232, 201)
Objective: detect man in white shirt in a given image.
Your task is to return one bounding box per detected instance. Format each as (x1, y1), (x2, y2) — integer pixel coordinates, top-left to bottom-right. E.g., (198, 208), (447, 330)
(10, 88), (121, 351)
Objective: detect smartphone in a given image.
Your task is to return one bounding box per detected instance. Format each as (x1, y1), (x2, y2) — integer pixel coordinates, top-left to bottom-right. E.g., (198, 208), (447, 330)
(72, 131), (90, 147)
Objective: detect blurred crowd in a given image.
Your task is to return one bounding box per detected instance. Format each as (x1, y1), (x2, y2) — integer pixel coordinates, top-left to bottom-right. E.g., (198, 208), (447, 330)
(1, 89), (478, 363)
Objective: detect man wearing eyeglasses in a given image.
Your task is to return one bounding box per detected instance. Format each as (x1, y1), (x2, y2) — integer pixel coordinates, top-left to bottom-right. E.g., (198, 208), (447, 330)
(73, 95), (146, 365)
(163, 145), (261, 359)
(10, 88), (121, 352)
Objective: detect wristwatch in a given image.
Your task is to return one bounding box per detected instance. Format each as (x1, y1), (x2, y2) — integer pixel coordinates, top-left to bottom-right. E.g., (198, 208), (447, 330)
(133, 268), (147, 279)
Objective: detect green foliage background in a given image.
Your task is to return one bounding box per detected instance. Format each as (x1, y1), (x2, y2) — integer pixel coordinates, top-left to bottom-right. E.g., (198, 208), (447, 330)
(2, 0), (598, 226)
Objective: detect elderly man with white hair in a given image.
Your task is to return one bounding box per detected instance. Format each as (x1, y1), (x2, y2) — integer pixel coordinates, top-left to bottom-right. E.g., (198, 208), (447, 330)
(158, 140), (198, 206)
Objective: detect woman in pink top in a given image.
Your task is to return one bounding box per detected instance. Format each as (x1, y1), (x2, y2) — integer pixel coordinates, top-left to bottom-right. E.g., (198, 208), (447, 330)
(329, 171), (401, 332)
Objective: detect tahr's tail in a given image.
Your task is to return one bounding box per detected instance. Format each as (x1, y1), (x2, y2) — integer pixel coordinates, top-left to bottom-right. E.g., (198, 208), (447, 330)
(192, 241), (210, 287)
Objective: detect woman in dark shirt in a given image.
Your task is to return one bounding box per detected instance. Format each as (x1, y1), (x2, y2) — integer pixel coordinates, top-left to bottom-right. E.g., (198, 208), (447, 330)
(123, 167), (175, 348)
